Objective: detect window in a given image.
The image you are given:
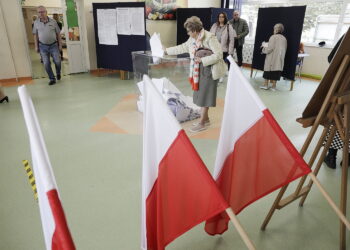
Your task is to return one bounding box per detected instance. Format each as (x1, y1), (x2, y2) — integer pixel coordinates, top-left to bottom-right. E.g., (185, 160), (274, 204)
(228, 0), (349, 46)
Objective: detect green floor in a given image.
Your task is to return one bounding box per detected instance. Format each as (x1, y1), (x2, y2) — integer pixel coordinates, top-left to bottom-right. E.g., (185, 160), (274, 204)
(0, 69), (349, 249)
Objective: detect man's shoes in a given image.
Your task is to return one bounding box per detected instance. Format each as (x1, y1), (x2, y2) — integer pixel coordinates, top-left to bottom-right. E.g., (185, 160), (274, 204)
(48, 80), (56, 85)
(57, 74), (61, 80)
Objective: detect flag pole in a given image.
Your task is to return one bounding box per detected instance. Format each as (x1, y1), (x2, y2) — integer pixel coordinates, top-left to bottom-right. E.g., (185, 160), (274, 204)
(308, 173), (350, 230)
(225, 208), (256, 250)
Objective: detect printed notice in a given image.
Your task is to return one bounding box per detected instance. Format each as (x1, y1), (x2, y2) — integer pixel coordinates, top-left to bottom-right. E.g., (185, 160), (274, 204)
(97, 9), (118, 45)
(116, 8), (131, 35)
(130, 8), (145, 35)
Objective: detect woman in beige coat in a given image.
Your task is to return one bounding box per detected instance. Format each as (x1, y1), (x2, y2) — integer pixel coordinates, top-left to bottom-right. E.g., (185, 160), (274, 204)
(210, 12), (236, 82)
(165, 16), (227, 132)
(260, 23), (287, 91)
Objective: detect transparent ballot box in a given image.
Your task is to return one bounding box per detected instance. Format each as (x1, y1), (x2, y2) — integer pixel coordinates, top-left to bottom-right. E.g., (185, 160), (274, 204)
(132, 51), (200, 123)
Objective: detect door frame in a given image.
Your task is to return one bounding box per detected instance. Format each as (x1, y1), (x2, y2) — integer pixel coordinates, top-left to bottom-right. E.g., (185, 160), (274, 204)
(17, 1), (33, 78)
(19, 0), (88, 77)
(61, 0), (88, 73)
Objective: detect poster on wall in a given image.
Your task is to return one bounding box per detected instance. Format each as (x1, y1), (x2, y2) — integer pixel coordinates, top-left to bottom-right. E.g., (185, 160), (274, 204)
(145, 0), (188, 20)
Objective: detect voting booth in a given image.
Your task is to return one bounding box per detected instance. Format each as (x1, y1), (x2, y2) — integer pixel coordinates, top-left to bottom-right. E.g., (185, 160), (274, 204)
(93, 2), (147, 72)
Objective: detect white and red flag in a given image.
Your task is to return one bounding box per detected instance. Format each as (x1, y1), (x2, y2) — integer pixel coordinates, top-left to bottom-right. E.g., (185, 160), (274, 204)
(205, 59), (311, 235)
(18, 86), (75, 250)
(141, 75), (228, 250)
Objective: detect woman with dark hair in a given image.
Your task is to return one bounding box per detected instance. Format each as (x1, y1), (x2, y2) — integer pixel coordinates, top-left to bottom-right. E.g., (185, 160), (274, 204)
(260, 23), (287, 91)
(165, 16), (227, 132)
(210, 12), (236, 82)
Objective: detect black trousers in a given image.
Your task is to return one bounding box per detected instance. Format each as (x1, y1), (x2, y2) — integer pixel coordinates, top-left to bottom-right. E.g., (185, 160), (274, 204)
(235, 44), (243, 67)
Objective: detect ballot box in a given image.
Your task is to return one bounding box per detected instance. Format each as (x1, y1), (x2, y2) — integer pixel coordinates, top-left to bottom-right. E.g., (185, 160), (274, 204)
(132, 51), (201, 123)
(132, 51), (191, 93)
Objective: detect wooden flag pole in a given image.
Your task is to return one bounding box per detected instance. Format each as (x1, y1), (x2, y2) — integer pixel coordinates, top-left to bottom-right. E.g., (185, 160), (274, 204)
(308, 173), (350, 230)
(225, 208), (256, 250)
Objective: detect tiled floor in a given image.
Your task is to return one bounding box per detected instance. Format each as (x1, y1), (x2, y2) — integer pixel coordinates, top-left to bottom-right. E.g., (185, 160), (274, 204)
(0, 68), (349, 250)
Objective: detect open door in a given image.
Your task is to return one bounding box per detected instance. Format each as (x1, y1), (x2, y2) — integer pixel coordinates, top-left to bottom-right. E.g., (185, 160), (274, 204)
(61, 0), (86, 74)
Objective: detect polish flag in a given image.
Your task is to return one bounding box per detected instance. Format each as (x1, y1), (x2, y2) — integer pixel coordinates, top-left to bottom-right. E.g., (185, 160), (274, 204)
(205, 59), (311, 235)
(141, 75), (228, 250)
(18, 86), (75, 250)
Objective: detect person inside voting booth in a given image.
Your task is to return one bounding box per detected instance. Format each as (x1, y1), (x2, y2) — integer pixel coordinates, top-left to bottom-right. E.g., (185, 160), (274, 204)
(260, 23), (287, 91)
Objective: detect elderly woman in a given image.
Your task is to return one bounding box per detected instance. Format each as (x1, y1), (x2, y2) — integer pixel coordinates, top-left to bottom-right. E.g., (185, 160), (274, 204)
(210, 12), (236, 81)
(165, 16), (227, 132)
(0, 85), (8, 103)
(260, 23), (287, 91)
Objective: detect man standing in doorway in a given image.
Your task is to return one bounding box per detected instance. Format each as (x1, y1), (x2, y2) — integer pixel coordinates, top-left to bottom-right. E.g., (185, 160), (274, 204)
(33, 6), (62, 85)
(228, 10), (249, 67)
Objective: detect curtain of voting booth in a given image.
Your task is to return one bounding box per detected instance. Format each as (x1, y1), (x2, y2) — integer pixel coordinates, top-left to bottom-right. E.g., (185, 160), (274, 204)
(176, 8), (234, 45)
(251, 6), (306, 81)
(93, 2), (146, 72)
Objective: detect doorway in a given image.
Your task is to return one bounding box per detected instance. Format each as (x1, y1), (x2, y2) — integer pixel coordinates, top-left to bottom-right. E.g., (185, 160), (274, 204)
(22, 3), (70, 80)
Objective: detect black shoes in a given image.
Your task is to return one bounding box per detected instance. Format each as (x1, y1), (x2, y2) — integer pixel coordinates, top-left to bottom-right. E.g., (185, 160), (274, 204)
(49, 80), (56, 85)
(324, 148), (337, 169)
(0, 96), (9, 103)
(57, 74), (61, 80)
(324, 153), (336, 169)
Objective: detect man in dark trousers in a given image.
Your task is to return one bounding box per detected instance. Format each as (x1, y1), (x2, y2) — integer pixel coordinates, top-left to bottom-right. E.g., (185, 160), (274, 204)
(33, 6), (62, 85)
(228, 10), (249, 67)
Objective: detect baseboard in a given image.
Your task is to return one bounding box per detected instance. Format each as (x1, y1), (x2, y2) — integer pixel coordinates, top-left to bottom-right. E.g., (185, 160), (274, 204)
(90, 68), (131, 80)
(0, 77), (33, 86)
(300, 73), (322, 80)
(90, 68), (120, 76)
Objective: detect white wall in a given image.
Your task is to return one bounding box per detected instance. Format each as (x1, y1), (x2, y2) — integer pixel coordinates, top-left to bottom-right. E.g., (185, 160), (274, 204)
(0, 0), (31, 79)
(0, 3), (16, 79)
(22, 0), (61, 8)
(188, 0), (220, 8)
(147, 20), (177, 48)
(301, 45), (332, 77)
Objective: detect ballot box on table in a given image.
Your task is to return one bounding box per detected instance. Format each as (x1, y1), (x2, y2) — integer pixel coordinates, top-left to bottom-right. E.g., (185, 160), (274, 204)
(132, 51), (200, 122)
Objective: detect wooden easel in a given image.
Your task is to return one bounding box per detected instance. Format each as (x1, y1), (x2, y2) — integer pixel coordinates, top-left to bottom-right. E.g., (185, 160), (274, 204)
(250, 68), (295, 91)
(261, 30), (350, 250)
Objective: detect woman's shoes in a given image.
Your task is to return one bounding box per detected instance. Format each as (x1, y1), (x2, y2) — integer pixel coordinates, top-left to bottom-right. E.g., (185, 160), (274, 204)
(192, 120), (210, 127)
(190, 123), (207, 133)
(259, 85), (269, 90)
(0, 96), (9, 103)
